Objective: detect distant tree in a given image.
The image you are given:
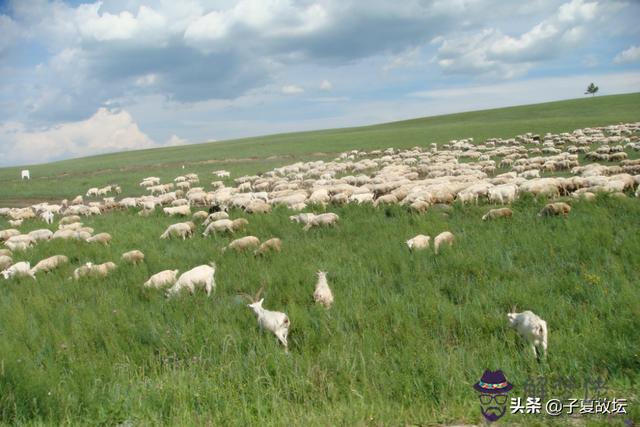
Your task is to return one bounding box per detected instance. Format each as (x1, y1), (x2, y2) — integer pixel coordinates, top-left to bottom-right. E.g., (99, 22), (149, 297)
(585, 83), (599, 96)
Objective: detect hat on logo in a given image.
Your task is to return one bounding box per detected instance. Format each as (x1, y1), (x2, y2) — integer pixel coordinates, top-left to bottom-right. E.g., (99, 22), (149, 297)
(473, 369), (513, 394)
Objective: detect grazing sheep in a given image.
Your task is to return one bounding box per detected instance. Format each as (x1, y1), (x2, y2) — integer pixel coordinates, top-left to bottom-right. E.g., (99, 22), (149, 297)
(0, 255), (12, 270)
(166, 263), (216, 297)
(202, 218), (248, 237)
(242, 287), (290, 350)
(538, 202), (571, 217)
(222, 236), (259, 252)
(9, 219), (23, 227)
(72, 262), (117, 280)
(203, 211), (230, 226)
(28, 229), (54, 241)
(254, 238), (282, 255)
(0, 229), (21, 241)
(4, 239), (33, 252)
(482, 208), (513, 221)
(121, 250), (145, 265)
(406, 234), (431, 251)
(40, 211), (54, 224)
(86, 232), (112, 245)
(409, 200), (429, 213)
(30, 255), (69, 275)
(507, 308), (548, 360)
(193, 211), (209, 220)
(144, 269), (179, 289)
(302, 213), (339, 231)
(163, 205), (191, 216)
(1, 261), (35, 280)
(433, 231), (455, 255)
(245, 200), (272, 214)
(0, 249), (11, 256)
(313, 271), (334, 308)
(71, 195), (83, 205)
(288, 213), (316, 224)
(59, 215), (81, 225)
(160, 222), (196, 240)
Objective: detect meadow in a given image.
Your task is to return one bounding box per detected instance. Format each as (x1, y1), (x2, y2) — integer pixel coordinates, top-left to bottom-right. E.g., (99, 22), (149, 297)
(0, 94), (639, 425)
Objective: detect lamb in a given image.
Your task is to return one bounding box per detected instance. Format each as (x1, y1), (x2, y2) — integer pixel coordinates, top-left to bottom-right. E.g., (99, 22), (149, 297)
(9, 219), (23, 227)
(163, 205), (191, 216)
(482, 208), (513, 221)
(507, 308), (548, 360)
(72, 262), (117, 280)
(433, 231), (455, 255)
(0, 229), (20, 241)
(161, 222), (195, 240)
(59, 215), (81, 225)
(538, 202), (571, 217)
(203, 211), (230, 226)
(241, 287), (290, 350)
(224, 236), (260, 252)
(406, 234), (431, 251)
(302, 213), (339, 231)
(288, 213), (316, 224)
(202, 218), (248, 237)
(4, 239), (34, 252)
(28, 229), (54, 242)
(86, 232), (112, 245)
(192, 211), (209, 221)
(313, 271), (334, 308)
(121, 250), (145, 265)
(166, 263), (216, 297)
(30, 255), (69, 275)
(144, 269), (179, 289)
(1, 261), (35, 280)
(40, 211), (54, 224)
(0, 255), (12, 270)
(254, 238), (282, 255)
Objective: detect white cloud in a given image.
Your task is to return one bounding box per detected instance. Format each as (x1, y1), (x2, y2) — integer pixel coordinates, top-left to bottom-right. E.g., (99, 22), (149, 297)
(166, 134), (189, 146)
(0, 108), (157, 166)
(135, 73), (158, 87)
(383, 46), (422, 71)
(320, 79), (333, 91)
(281, 84), (304, 95)
(614, 45), (640, 64)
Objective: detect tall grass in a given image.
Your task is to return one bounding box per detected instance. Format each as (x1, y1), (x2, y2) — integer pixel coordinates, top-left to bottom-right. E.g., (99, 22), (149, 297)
(1, 195), (638, 425)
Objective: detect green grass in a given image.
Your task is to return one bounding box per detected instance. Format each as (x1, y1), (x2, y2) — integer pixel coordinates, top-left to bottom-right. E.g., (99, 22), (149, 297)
(1, 94), (639, 425)
(1, 93), (639, 203)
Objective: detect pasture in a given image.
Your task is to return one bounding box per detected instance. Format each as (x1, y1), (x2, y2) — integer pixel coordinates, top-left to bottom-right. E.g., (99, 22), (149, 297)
(1, 94), (639, 425)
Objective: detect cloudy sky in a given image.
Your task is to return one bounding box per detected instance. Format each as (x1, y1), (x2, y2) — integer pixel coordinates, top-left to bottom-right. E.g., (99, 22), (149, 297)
(0, 0), (639, 166)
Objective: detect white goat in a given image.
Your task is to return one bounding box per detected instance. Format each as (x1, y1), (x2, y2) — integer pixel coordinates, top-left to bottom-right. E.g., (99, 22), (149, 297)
(406, 234), (430, 251)
(2, 261), (36, 280)
(507, 308), (548, 359)
(242, 287), (290, 350)
(166, 263), (216, 297)
(313, 271), (334, 308)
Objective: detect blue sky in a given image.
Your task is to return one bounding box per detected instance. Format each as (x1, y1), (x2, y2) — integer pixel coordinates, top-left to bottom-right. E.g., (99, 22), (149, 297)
(0, 0), (639, 166)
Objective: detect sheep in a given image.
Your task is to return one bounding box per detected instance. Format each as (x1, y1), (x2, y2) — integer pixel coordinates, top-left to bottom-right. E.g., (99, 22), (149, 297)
(0, 249), (11, 256)
(86, 232), (112, 245)
(28, 229), (54, 242)
(30, 255), (69, 275)
(72, 262), (117, 280)
(9, 219), (23, 227)
(203, 211), (230, 226)
(166, 263), (216, 297)
(1, 261), (35, 280)
(40, 211), (54, 224)
(192, 211), (209, 220)
(52, 229), (76, 240)
(244, 200), (272, 214)
(144, 269), (179, 289)
(59, 215), (81, 225)
(433, 231), (455, 255)
(0, 229), (21, 241)
(202, 218), (248, 237)
(538, 202), (571, 217)
(254, 238), (282, 256)
(224, 236), (260, 252)
(288, 213), (316, 224)
(163, 205), (191, 216)
(160, 222), (196, 240)
(482, 208), (513, 221)
(241, 287), (290, 350)
(121, 250), (145, 265)
(313, 271), (334, 308)
(302, 213), (339, 231)
(4, 239), (33, 252)
(406, 234), (430, 251)
(71, 195), (83, 205)
(507, 308), (548, 360)
(0, 255), (12, 271)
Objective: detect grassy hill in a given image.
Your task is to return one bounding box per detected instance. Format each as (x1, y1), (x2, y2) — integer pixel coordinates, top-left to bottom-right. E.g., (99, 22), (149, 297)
(0, 94), (639, 425)
(1, 92), (639, 204)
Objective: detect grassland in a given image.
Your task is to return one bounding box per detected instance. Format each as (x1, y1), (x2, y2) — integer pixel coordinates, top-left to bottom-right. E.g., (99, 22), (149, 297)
(0, 93), (639, 203)
(0, 94), (639, 425)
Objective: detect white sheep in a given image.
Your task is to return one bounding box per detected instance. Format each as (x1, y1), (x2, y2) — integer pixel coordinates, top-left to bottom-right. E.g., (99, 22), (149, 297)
(86, 232), (112, 245)
(203, 211), (229, 226)
(163, 205), (191, 216)
(0, 229), (21, 241)
(254, 238), (282, 256)
(72, 262), (117, 280)
(242, 288), (290, 350)
(30, 255), (69, 275)
(302, 213), (339, 231)
(313, 271), (334, 308)
(160, 222), (196, 240)
(202, 218), (248, 237)
(433, 231), (455, 255)
(1, 261), (36, 280)
(59, 215), (82, 225)
(166, 263), (216, 297)
(144, 269), (179, 289)
(28, 229), (54, 242)
(40, 211), (54, 224)
(224, 236), (260, 252)
(121, 250), (145, 265)
(288, 213), (316, 224)
(9, 219), (23, 227)
(406, 234), (430, 251)
(507, 308), (548, 359)
(0, 255), (12, 270)
(482, 208), (513, 221)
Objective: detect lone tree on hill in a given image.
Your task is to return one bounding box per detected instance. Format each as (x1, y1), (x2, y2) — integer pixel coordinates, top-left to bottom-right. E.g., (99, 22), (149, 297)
(585, 83), (599, 96)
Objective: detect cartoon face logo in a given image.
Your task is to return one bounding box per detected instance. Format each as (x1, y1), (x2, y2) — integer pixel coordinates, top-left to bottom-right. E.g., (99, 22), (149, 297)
(473, 370), (513, 422)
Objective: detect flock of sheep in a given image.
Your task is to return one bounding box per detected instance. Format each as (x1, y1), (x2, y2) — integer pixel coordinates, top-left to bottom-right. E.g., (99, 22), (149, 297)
(1, 121), (639, 354)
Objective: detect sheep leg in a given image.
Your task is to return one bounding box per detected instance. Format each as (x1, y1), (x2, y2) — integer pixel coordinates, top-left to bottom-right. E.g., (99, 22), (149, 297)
(275, 330), (288, 348)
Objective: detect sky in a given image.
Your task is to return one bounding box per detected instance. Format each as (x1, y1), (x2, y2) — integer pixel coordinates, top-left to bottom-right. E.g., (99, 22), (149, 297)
(0, 0), (639, 166)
